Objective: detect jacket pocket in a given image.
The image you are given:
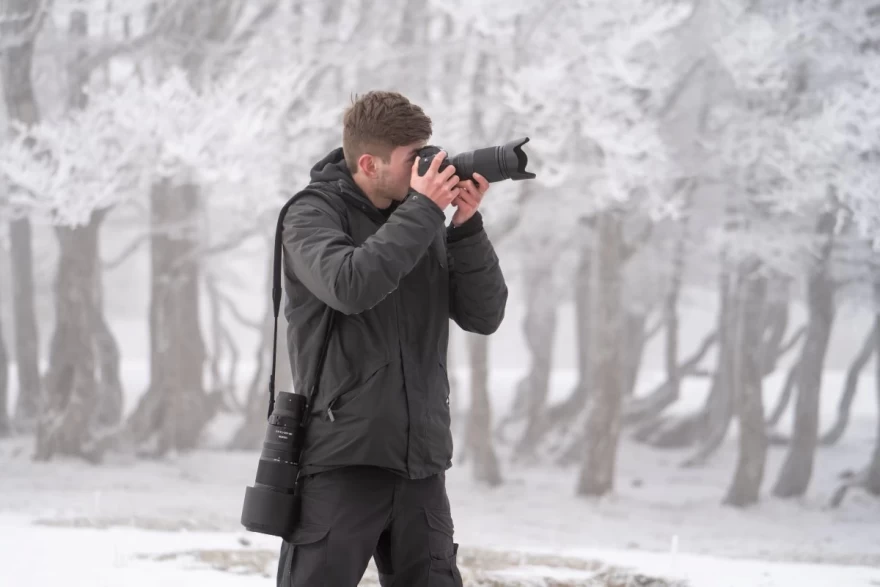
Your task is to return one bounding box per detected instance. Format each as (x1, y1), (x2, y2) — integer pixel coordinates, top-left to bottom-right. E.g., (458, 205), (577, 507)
(425, 508), (455, 560)
(325, 360), (390, 422)
(282, 524), (330, 587)
(427, 362), (454, 467)
(425, 509), (463, 586)
(439, 361), (451, 407)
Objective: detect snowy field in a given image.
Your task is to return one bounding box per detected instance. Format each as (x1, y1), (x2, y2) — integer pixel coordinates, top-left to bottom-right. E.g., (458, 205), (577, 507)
(2, 363), (880, 587)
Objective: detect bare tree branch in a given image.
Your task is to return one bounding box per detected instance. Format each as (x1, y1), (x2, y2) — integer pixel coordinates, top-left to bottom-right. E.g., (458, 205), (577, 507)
(75, 0), (190, 75)
(214, 284), (262, 331)
(777, 324), (806, 359)
(198, 225), (262, 258)
(230, 0), (280, 50)
(102, 233), (150, 270)
(642, 313), (664, 343)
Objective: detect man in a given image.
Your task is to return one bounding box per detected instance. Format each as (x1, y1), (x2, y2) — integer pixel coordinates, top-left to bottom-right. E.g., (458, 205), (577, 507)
(276, 90), (507, 586)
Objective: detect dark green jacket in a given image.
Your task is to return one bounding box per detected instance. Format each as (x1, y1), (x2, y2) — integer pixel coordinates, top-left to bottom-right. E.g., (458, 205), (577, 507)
(281, 147), (507, 479)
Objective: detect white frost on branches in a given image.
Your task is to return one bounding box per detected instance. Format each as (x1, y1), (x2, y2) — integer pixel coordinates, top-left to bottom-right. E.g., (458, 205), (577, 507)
(0, 28), (338, 227)
(805, 53), (880, 249)
(0, 105), (148, 226)
(474, 0), (688, 228)
(692, 3), (847, 274)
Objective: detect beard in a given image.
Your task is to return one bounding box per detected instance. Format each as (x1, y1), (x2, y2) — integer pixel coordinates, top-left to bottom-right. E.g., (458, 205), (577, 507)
(376, 172), (408, 202)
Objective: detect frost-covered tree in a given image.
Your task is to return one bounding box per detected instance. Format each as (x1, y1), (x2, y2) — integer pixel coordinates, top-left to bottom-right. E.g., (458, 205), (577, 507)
(695, 3), (821, 506)
(122, 6), (339, 456)
(0, 0), (158, 459)
(780, 0), (880, 501)
(613, 0), (853, 506)
(0, 0), (47, 433)
(482, 0), (689, 496)
(0, 0), (335, 458)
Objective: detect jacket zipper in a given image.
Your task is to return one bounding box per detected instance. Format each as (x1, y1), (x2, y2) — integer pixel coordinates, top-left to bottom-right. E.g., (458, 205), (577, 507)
(327, 395), (341, 422)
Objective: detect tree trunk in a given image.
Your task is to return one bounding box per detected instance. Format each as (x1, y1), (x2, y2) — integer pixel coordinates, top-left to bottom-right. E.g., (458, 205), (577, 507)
(680, 264), (736, 466)
(571, 238), (592, 412)
(0, 306), (9, 437)
(32, 8), (123, 459)
(773, 211), (836, 498)
(621, 311), (648, 399)
(766, 359), (799, 428)
(205, 273), (247, 412)
(464, 333), (501, 486)
(8, 220), (41, 432)
(538, 241), (591, 441)
(516, 236), (590, 458)
(625, 330), (716, 425)
(867, 310), (880, 496)
(506, 241), (558, 459)
(625, 174), (694, 430)
(829, 289), (880, 507)
(1, 0), (44, 432)
(34, 214), (104, 462)
(624, 209), (717, 431)
(72, 8), (123, 434)
(662, 299), (681, 404)
(820, 324), (874, 446)
(125, 180), (215, 455)
(644, 265), (733, 452)
(663, 210), (687, 405)
(206, 275), (227, 401)
(760, 286), (790, 376)
(229, 317), (274, 450)
(230, 243), (292, 450)
(154, 180), (212, 454)
(724, 265), (768, 507)
(91, 302), (124, 430)
(123, 1), (243, 454)
(577, 211), (624, 497)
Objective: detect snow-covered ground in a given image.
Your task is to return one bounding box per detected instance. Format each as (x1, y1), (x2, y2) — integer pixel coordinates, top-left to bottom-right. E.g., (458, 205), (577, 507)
(2, 508), (879, 587)
(2, 364), (880, 586)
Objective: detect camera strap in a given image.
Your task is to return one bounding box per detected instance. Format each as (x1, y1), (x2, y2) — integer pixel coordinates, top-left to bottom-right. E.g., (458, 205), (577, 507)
(268, 187), (347, 421)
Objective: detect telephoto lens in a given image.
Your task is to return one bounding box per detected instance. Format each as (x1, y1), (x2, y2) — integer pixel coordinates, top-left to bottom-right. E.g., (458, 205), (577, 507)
(416, 137), (536, 183)
(240, 391), (309, 538)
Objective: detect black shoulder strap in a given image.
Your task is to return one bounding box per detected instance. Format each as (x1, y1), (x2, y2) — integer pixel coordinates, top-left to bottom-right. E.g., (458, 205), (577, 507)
(267, 186), (347, 420)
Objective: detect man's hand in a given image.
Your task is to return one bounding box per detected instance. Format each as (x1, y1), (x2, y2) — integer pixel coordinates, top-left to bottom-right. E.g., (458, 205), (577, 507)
(451, 172), (489, 226)
(411, 151), (460, 211)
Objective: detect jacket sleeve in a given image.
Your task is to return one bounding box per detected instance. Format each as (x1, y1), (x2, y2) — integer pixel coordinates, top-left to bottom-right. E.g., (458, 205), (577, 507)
(446, 212), (508, 334)
(283, 191), (446, 314)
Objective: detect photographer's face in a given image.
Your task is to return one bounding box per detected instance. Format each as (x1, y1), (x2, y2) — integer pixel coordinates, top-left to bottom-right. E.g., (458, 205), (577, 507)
(376, 141), (426, 203)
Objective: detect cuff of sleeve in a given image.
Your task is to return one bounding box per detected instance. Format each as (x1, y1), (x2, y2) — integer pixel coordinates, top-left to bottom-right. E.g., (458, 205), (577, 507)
(406, 190), (447, 223)
(447, 211), (483, 243)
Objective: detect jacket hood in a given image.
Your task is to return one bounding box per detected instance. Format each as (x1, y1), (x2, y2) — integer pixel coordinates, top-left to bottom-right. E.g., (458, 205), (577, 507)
(309, 147), (352, 184)
(308, 147), (398, 216)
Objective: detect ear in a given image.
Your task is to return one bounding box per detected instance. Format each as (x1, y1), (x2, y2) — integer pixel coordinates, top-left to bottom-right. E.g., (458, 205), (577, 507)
(357, 153), (379, 178)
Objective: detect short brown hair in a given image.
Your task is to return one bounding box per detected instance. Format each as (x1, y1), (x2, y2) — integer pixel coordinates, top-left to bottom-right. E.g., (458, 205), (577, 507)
(342, 91), (432, 174)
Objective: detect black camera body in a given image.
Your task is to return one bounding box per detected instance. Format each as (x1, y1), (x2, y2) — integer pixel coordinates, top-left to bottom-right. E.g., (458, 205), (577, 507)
(240, 391), (309, 538)
(416, 137), (536, 183)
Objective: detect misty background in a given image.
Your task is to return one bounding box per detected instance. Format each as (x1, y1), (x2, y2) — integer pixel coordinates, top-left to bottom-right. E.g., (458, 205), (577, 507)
(1, 0), (880, 585)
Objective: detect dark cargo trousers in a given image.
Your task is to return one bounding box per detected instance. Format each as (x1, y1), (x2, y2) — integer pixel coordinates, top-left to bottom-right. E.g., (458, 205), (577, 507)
(276, 466), (464, 586)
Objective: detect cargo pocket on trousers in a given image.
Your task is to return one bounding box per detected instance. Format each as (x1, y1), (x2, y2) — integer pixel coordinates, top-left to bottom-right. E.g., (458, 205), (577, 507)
(425, 509), (463, 587)
(283, 524), (330, 587)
